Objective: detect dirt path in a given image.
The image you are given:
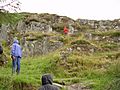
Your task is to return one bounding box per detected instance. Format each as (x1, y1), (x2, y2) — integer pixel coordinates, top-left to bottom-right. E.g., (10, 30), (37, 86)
(54, 78), (93, 90)
(54, 83), (92, 90)
(66, 83), (91, 90)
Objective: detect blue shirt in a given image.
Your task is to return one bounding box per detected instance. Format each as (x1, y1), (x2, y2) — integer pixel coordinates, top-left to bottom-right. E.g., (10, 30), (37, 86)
(11, 40), (22, 58)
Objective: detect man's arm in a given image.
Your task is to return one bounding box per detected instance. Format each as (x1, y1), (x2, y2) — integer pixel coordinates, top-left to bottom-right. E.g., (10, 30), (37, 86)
(11, 44), (16, 59)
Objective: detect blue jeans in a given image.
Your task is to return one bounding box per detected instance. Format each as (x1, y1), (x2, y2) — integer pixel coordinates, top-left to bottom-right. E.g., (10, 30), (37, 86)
(12, 56), (21, 74)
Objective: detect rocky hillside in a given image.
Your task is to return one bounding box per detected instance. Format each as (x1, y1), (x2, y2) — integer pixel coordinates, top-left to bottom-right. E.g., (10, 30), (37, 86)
(0, 13), (120, 64)
(77, 18), (120, 31)
(0, 13), (120, 57)
(0, 13), (120, 90)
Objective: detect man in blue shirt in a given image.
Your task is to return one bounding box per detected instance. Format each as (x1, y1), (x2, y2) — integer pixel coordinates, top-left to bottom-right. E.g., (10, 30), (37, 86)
(11, 39), (22, 75)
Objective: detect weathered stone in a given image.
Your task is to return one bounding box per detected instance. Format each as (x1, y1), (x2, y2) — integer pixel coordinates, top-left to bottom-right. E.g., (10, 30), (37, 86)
(77, 19), (120, 31)
(0, 13), (120, 57)
(0, 54), (8, 66)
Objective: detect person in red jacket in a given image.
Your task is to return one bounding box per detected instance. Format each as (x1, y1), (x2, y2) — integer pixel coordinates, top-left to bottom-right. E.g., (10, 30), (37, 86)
(63, 26), (69, 34)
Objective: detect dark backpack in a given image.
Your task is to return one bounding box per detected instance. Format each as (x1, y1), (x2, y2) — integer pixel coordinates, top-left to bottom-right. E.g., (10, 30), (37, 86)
(0, 45), (3, 54)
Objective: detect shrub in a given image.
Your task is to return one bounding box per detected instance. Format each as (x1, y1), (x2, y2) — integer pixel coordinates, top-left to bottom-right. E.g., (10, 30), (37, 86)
(71, 40), (90, 45)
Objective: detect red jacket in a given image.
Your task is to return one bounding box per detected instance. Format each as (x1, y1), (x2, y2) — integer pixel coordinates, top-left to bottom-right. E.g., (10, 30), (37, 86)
(63, 26), (69, 34)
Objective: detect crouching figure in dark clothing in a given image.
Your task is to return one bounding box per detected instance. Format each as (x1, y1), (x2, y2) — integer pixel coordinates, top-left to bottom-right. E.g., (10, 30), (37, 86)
(38, 74), (59, 90)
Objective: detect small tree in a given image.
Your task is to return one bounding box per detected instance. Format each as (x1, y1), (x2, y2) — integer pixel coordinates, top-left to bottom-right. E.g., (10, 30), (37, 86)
(0, 0), (21, 12)
(0, 0), (21, 24)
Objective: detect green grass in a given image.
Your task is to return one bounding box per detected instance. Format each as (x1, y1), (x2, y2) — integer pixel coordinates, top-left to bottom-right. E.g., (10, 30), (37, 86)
(91, 30), (120, 37)
(0, 36), (120, 90)
(71, 39), (91, 45)
(0, 52), (65, 89)
(0, 49), (120, 90)
(0, 13), (24, 25)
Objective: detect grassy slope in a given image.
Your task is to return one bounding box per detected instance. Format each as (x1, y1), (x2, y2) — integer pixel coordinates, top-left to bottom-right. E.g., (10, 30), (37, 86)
(0, 13), (120, 89)
(0, 49), (120, 90)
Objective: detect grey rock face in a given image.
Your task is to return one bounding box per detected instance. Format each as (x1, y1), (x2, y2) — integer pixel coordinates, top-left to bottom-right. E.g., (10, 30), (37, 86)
(21, 35), (63, 57)
(77, 19), (120, 31)
(0, 13), (120, 57)
(0, 24), (12, 41)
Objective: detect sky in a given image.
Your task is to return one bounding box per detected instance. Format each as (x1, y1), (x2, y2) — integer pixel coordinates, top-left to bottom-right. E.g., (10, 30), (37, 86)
(16, 0), (120, 20)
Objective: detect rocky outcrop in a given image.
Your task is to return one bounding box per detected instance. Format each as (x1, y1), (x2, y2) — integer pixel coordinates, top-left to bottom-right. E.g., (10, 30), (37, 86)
(16, 13), (79, 34)
(0, 13), (120, 57)
(7, 13), (81, 57)
(22, 35), (63, 56)
(71, 40), (101, 54)
(0, 54), (8, 66)
(77, 19), (120, 31)
(85, 32), (120, 42)
(0, 24), (12, 41)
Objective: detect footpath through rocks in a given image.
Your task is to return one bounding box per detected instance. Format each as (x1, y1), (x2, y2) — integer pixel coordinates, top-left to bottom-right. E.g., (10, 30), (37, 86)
(66, 83), (91, 90)
(54, 78), (93, 90)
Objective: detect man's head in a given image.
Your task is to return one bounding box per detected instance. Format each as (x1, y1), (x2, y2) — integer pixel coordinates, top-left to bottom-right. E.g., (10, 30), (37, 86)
(41, 74), (53, 85)
(13, 39), (19, 44)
